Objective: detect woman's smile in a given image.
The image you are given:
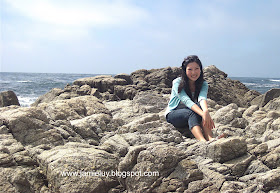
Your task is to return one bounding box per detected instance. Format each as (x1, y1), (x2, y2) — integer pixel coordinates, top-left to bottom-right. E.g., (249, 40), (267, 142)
(186, 62), (201, 82)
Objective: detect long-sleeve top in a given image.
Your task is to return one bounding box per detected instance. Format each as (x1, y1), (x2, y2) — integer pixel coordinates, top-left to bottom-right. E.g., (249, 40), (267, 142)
(165, 77), (208, 116)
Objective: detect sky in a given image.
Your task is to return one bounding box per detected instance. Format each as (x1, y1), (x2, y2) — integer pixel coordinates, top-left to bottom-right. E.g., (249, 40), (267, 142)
(1, 0), (280, 77)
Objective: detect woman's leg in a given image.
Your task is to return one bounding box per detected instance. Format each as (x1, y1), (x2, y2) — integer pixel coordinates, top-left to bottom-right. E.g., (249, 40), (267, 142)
(167, 107), (214, 141)
(188, 111), (208, 141)
(166, 109), (190, 128)
(189, 102), (214, 141)
(191, 125), (207, 141)
(201, 126), (214, 141)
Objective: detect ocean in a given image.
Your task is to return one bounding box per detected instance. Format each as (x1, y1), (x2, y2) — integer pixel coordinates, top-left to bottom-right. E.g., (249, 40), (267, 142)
(0, 72), (99, 107)
(0, 72), (279, 107)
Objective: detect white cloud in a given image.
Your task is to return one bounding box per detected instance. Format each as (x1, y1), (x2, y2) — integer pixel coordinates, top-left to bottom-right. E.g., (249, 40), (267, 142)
(9, 41), (33, 51)
(4, 0), (149, 28)
(3, 0), (150, 50)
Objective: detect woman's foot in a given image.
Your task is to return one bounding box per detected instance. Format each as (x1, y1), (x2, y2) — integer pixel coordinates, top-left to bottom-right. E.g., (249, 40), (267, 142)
(216, 133), (228, 139)
(208, 133), (228, 143)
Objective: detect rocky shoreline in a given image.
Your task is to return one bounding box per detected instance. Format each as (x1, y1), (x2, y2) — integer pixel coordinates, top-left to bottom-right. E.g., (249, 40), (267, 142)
(0, 65), (279, 192)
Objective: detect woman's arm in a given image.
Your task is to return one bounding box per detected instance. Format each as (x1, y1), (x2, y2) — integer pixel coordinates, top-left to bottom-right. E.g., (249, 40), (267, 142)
(172, 78), (195, 109)
(200, 100), (215, 129)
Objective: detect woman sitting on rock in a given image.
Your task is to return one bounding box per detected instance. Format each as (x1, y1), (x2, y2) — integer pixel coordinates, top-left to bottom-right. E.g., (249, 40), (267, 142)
(165, 55), (224, 141)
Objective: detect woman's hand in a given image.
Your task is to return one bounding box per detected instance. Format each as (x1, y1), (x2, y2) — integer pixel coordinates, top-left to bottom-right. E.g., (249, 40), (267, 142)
(202, 110), (215, 130)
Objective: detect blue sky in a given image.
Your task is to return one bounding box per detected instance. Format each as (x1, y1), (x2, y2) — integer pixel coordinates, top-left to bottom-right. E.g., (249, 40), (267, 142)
(1, 0), (280, 77)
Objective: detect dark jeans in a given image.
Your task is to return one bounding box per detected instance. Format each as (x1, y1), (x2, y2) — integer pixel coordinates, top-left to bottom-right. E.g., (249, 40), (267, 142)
(166, 103), (202, 131)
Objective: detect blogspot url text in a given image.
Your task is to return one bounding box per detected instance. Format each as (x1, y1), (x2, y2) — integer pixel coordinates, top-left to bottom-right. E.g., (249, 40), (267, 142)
(61, 170), (160, 178)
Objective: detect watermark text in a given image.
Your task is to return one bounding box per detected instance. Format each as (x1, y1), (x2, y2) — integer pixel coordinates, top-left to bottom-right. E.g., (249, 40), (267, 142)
(61, 170), (160, 178)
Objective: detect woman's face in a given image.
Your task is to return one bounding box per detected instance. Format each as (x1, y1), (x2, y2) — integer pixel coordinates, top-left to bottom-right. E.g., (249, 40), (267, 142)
(186, 62), (201, 82)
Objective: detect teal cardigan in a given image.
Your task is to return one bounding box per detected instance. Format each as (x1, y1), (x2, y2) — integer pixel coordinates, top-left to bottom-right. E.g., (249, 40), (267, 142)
(165, 77), (208, 116)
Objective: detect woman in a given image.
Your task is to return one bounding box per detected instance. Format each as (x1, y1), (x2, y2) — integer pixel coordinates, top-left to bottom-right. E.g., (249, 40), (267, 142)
(165, 55), (221, 141)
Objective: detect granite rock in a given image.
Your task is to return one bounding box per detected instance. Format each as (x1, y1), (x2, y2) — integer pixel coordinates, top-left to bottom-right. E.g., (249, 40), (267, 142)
(0, 91), (20, 107)
(1, 65), (279, 192)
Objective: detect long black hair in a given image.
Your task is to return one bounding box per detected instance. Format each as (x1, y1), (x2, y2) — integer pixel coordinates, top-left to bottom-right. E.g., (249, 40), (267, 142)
(178, 55), (204, 101)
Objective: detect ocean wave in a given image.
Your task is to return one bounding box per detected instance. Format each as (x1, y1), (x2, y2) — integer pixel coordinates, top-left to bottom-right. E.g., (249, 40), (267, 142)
(243, 83), (258, 86)
(269, 79), (280, 82)
(17, 80), (33, 83)
(17, 96), (38, 107)
(263, 84), (279, 88)
(251, 84), (279, 87)
(0, 81), (11, 83)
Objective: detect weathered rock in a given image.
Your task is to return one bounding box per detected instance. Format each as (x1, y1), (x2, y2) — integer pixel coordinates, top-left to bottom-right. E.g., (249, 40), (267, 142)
(185, 179), (215, 193)
(152, 157), (204, 193)
(104, 90), (169, 124)
(245, 159), (270, 175)
(243, 105), (259, 120)
(114, 73), (133, 84)
(32, 65), (258, 108)
(193, 156), (228, 189)
(1, 65), (280, 192)
(144, 67), (180, 91)
(132, 91), (169, 114)
(113, 84), (137, 100)
(38, 95), (110, 121)
(100, 134), (131, 157)
(224, 154), (255, 177)
(220, 181), (248, 193)
(0, 91), (20, 107)
(213, 103), (248, 129)
(37, 142), (120, 193)
(250, 110), (268, 123)
(246, 117), (275, 137)
(124, 143), (186, 192)
(74, 75), (128, 92)
(0, 107), (62, 147)
(265, 138), (280, 150)
(0, 167), (49, 193)
(262, 146), (280, 169)
(264, 96), (280, 111)
(251, 88), (280, 107)
(0, 132), (49, 192)
(249, 142), (268, 156)
(104, 99), (136, 124)
(205, 137), (247, 163)
(204, 65), (260, 107)
(168, 158), (203, 184)
(70, 113), (121, 145)
(255, 169), (280, 191)
(32, 88), (64, 106)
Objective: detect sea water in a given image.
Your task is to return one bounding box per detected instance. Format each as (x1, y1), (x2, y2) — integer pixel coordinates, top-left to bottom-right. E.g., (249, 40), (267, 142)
(230, 77), (280, 94)
(0, 72), (99, 107)
(0, 72), (279, 107)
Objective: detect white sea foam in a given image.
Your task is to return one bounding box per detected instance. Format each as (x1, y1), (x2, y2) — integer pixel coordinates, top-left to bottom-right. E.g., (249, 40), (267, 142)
(0, 80), (11, 83)
(244, 83), (258, 86)
(17, 96), (38, 107)
(253, 84), (279, 88)
(269, 79), (280, 82)
(17, 80), (33, 83)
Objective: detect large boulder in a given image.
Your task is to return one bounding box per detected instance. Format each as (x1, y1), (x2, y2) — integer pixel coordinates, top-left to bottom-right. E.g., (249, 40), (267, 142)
(264, 96), (280, 111)
(37, 95), (110, 121)
(73, 75), (128, 93)
(32, 65), (258, 107)
(37, 142), (120, 193)
(193, 137), (248, 163)
(122, 142), (187, 192)
(252, 88), (280, 107)
(0, 91), (20, 107)
(0, 122), (50, 192)
(204, 65), (260, 107)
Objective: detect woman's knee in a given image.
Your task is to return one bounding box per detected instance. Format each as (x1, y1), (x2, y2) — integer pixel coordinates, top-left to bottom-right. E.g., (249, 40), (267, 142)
(166, 112), (189, 128)
(188, 113), (202, 129)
